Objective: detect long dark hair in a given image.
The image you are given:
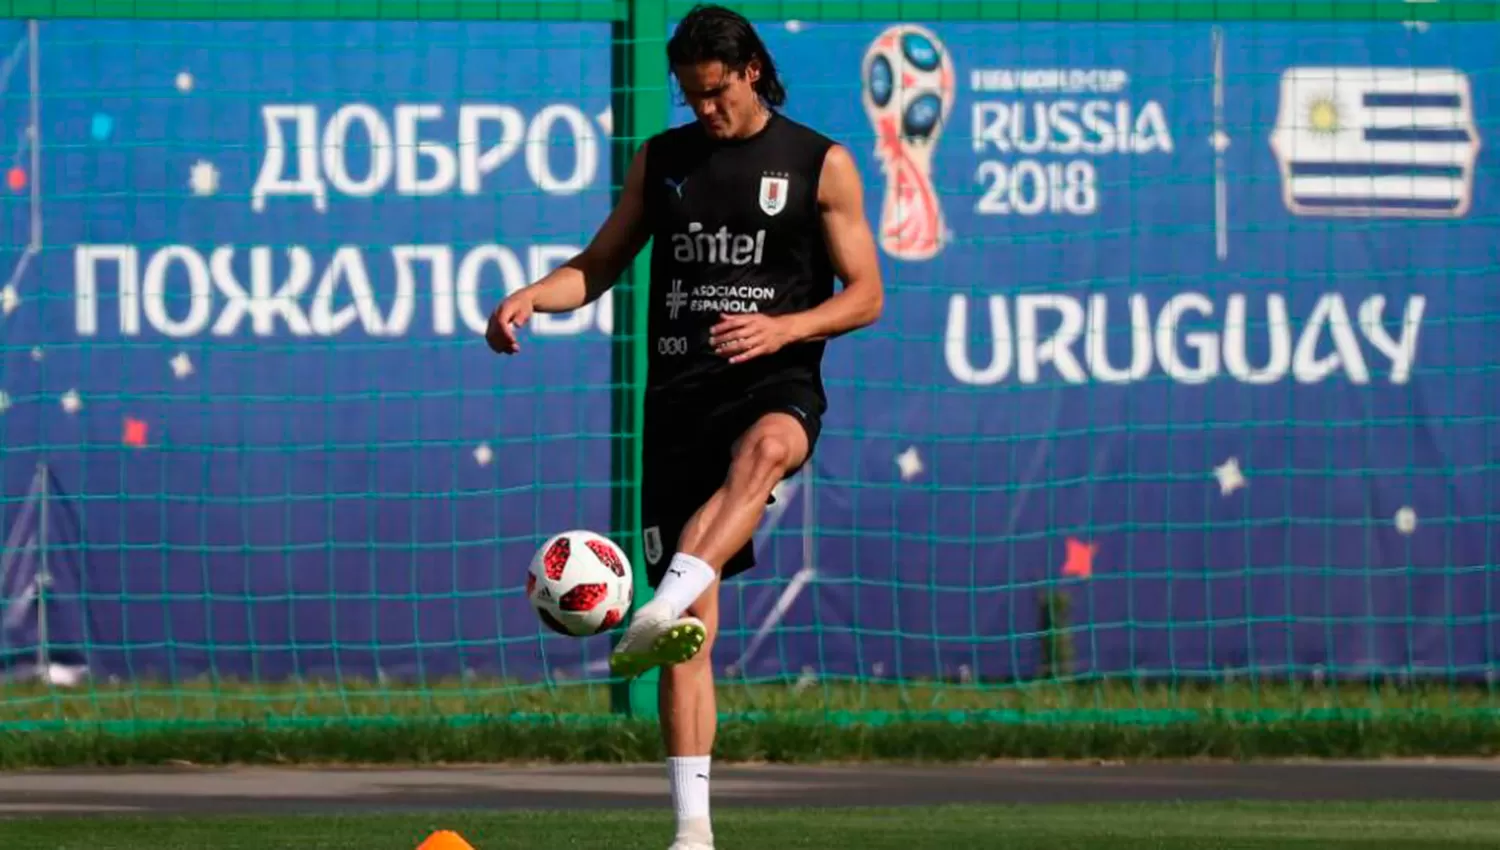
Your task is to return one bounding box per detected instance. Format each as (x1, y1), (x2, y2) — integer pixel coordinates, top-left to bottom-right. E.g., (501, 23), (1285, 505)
(666, 4), (787, 106)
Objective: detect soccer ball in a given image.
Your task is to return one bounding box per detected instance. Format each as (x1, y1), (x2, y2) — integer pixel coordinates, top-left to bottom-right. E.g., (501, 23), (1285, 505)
(526, 530), (633, 637)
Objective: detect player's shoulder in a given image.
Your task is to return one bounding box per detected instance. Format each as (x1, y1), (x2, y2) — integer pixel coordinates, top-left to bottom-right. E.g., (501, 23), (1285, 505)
(635, 122), (703, 184)
(770, 114), (856, 191)
(644, 121), (707, 155)
(765, 113), (852, 193)
(762, 111), (846, 164)
(772, 112), (841, 152)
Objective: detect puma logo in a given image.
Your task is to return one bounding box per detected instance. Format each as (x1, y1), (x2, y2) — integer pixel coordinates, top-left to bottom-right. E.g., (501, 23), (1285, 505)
(665, 176), (688, 198)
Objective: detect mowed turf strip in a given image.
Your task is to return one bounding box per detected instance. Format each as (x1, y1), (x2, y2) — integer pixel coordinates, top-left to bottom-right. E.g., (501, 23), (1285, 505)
(4, 801), (1500, 849)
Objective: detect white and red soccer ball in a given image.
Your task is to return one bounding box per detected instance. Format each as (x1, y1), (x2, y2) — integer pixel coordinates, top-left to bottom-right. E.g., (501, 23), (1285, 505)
(526, 530), (634, 637)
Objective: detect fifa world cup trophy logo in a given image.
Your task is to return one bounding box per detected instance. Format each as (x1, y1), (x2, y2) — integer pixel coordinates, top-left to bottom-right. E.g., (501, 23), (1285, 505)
(861, 24), (955, 262)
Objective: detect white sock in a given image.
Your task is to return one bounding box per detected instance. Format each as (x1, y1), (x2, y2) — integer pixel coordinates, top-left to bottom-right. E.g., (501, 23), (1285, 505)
(668, 755), (712, 842)
(651, 553), (717, 619)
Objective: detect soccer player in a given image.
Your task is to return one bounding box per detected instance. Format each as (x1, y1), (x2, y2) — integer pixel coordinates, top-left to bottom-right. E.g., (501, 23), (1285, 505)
(486, 5), (883, 848)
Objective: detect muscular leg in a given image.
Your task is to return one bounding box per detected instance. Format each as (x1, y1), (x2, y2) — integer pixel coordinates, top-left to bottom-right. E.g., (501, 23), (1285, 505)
(659, 579), (719, 756)
(612, 411), (812, 678)
(656, 411), (808, 747)
(675, 411), (810, 571)
(613, 412), (810, 849)
(658, 579), (719, 847)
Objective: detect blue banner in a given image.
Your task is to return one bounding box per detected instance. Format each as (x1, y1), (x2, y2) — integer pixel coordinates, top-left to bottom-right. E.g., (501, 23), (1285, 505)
(0, 18), (1494, 684)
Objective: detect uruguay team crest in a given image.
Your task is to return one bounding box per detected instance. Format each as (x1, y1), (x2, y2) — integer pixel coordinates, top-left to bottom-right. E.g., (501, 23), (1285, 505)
(758, 175), (789, 216)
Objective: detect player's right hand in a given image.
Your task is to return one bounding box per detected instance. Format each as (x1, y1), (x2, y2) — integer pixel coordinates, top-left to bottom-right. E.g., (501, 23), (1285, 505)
(486, 290), (534, 354)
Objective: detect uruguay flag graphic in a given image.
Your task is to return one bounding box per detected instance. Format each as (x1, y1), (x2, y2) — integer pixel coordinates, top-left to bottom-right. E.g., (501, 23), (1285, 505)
(1269, 66), (1481, 218)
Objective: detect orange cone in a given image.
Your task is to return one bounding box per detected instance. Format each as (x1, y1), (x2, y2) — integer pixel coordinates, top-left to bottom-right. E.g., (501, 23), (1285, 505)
(415, 830), (476, 850)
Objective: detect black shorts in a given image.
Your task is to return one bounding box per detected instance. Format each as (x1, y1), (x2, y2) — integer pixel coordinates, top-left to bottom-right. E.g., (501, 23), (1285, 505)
(640, 380), (824, 589)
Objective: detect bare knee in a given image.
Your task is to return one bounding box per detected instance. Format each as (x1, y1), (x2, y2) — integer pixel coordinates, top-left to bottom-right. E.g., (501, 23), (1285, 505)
(731, 429), (801, 492)
(748, 433), (794, 473)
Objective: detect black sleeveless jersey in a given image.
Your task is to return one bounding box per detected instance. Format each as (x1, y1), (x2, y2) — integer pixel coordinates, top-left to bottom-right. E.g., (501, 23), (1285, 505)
(641, 111), (838, 404)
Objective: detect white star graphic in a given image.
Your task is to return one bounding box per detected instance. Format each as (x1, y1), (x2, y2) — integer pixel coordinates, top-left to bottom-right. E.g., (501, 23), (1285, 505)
(895, 446), (924, 481)
(0, 391), (10, 414)
(473, 442), (494, 467)
(594, 107), (612, 136)
(0, 284), (19, 316)
(170, 352), (194, 379)
(30, 347), (42, 361)
(189, 160), (219, 196)
(1394, 506), (1417, 535)
(1214, 457), (1246, 495)
(175, 71), (194, 92)
(59, 389), (82, 414)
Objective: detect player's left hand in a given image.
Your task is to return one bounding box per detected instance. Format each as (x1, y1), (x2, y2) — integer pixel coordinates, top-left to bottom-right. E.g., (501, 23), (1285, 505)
(710, 313), (799, 364)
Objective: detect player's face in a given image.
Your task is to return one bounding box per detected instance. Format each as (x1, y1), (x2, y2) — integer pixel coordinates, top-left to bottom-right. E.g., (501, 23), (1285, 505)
(674, 60), (763, 139)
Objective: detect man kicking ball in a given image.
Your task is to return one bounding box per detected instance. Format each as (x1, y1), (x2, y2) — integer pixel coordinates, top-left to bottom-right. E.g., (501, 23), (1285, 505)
(486, 5), (884, 848)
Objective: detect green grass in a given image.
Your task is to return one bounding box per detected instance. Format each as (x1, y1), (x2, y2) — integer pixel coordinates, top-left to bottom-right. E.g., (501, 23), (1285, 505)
(6, 677), (1500, 767)
(7, 675), (1499, 728)
(6, 803), (1500, 849)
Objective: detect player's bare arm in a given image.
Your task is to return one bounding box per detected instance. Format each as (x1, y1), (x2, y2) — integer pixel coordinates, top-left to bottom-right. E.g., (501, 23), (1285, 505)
(486, 143), (652, 354)
(708, 144), (884, 364)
